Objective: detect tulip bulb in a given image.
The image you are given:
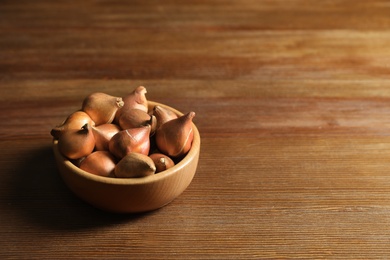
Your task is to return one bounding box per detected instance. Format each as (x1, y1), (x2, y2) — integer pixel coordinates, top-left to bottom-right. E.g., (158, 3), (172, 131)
(149, 153), (175, 173)
(118, 108), (153, 130)
(92, 124), (121, 151)
(108, 125), (151, 159)
(82, 92), (124, 125)
(153, 105), (178, 130)
(51, 111), (95, 139)
(58, 123), (96, 159)
(115, 86), (148, 122)
(79, 151), (117, 177)
(155, 111), (195, 158)
(115, 152), (156, 178)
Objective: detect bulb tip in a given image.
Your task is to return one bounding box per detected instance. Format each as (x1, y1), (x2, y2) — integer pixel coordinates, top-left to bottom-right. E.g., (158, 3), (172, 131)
(188, 111), (195, 119)
(135, 86), (147, 94)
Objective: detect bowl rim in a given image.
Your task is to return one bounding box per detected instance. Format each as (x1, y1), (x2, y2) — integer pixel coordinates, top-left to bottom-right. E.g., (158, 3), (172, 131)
(53, 100), (200, 186)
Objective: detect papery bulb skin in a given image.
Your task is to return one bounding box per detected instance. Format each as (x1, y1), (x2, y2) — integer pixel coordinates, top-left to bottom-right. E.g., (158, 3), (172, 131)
(79, 151), (117, 178)
(115, 86), (148, 122)
(92, 124), (121, 151)
(58, 123), (96, 160)
(153, 105), (178, 130)
(155, 112), (195, 158)
(108, 125), (151, 159)
(51, 111), (95, 139)
(115, 152), (156, 178)
(124, 86), (148, 112)
(118, 108), (152, 130)
(82, 92), (124, 125)
(149, 153), (175, 173)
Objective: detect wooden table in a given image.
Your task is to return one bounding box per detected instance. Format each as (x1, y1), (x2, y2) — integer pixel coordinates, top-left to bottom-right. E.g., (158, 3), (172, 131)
(2, 0), (390, 258)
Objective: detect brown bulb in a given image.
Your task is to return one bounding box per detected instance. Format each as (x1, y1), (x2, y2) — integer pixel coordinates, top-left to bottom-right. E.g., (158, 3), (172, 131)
(58, 123), (96, 159)
(115, 152), (156, 178)
(51, 111), (95, 139)
(118, 108), (152, 130)
(108, 125), (151, 159)
(92, 124), (121, 151)
(153, 105), (178, 130)
(155, 112), (195, 158)
(115, 86), (148, 122)
(79, 151), (117, 178)
(149, 153), (175, 173)
(82, 92), (124, 125)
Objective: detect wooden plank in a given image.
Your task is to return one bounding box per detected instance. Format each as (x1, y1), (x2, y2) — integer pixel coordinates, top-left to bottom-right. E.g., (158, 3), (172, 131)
(2, 0), (390, 258)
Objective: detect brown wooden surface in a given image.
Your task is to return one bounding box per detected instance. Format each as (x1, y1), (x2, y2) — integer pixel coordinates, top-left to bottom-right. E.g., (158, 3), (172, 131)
(2, 0), (390, 258)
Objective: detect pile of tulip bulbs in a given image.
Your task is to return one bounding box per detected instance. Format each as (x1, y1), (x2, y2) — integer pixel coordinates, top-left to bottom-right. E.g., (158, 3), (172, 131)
(51, 86), (195, 178)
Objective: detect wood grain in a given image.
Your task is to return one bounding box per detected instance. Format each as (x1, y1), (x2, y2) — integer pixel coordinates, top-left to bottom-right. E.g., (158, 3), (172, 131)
(2, 0), (390, 258)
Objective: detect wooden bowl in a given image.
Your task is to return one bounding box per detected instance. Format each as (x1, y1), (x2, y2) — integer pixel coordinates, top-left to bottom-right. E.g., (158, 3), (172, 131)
(52, 101), (200, 213)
